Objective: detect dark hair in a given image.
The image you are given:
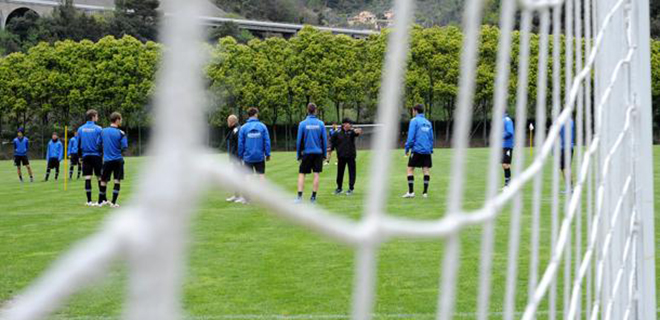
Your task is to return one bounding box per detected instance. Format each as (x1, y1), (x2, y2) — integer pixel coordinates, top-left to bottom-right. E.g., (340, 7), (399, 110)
(86, 109), (99, 121)
(17, 128), (24, 133)
(52, 132), (58, 136)
(331, 121), (337, 125)
(247, 107), (259, 117)
(342, 118), (353, 124)
(307, 103), (317, 115)
(110, 112), (122, 123)
(413, 104), (425, 114)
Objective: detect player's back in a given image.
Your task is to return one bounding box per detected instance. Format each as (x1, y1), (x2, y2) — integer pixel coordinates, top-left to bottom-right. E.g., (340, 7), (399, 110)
(78, 121), (103, 157)
(560, 119), (575, 149)
(102, 127), (128, 162)
(407, 115), (434, 154)
(297, 115), (326, 156)
(239, 119), (269, 162)
(69, 137), (78, 154)
(503, 116), (515, 149)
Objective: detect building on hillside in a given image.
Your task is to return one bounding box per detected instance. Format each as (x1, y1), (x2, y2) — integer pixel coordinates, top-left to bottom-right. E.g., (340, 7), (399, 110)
(348, 11), (377, 27)
(347, 9), (394, 30)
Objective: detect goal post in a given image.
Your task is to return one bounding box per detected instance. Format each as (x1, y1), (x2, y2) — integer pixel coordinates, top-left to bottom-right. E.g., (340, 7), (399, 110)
(627, 0), (657, 318)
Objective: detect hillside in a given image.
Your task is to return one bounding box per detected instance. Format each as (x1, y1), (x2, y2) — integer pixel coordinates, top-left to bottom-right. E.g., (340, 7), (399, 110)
(213, 0), (495, 28)
(214, 0), (659, 38)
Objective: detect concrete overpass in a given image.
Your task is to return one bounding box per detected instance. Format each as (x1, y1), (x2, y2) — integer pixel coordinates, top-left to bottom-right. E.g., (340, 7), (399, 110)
(0, 0), (377, 38)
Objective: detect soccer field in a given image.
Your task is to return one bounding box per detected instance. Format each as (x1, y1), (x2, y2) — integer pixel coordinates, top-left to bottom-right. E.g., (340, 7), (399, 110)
(1, 147), (658, 319)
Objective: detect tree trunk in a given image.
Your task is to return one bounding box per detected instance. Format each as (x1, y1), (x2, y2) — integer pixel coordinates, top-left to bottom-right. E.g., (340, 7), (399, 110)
(272, 106), (279, 146)
(356, 101), (361, 123)
(138, 124), (142, 156)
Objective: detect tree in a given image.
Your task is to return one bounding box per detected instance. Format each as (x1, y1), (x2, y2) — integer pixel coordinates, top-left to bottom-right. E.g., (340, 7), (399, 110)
(111, 0), (160, 42)
(208, 22), (254, 44)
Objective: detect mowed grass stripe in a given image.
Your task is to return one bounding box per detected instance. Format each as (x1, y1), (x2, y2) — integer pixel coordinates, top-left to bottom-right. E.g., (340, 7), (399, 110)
(1, 147), (658, 318)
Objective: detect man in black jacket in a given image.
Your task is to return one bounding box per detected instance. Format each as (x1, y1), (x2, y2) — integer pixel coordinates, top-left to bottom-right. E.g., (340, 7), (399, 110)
(331, 118), (362, 195)
(226, 114), (242, 202)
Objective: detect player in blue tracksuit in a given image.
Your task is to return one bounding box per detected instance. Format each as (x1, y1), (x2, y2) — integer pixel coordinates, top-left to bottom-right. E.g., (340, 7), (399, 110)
(502, 112), (515, 187)
(238, 107), (271, 181)
(68, 131), (82, 180)
(44, 132), (64, 181)
(13, 128), (34, 182)
(560, 118), (575, 190)
(295, 103), (327, 203)
(100, 112), (128, 207)
(78, 109), (104, 206)
(403, 104), (434, 198)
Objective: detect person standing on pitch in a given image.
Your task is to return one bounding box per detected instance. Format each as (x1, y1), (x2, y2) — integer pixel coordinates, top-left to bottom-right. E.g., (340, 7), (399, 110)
(295, 103), (327, 204)
(225, 114), (242, 203)
(403, 104), (434, 199)
(68, 131), (82, 180)
(331, 118), (362, 196)
(560, 117), (575, 193)
(237, 107), (271, 204)
(13, 128), (34, 182)
(100, 112), (128, 208)
(502, 112), (515, 188)
(44, 132), (64, 181)
(78, 109), (104, 207)
(325, 122), (338, 165)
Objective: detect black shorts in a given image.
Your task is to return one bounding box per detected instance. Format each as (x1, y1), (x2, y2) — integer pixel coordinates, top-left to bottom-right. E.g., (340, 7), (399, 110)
(70, 154), (80, 165)
(47, 159), (60, 169)
(14, 156), (29, 167)
(408, 153), (433, 168)
(244, 161), (266, 174)
(82, 156), (103, 177)
(560, 149), (574, 170)
(299, 154), (324, 174)
(102, 160), (125, 181)
(502, 148), (513, 165)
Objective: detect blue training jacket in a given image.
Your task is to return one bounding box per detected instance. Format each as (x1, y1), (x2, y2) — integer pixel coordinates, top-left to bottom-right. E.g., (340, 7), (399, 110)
(13, 137), (29, 156)
(68, 137), (78, 155)
(77, 121), (103, 157)
(102, 127), (128, 162)
(503, 115), (515, 149)
(405, 114), (434, 155)
(238, 118), (271, 163)
(560, 119), (575, 150)
(46, 140), (64, 161)
(296, 115), (327, 159)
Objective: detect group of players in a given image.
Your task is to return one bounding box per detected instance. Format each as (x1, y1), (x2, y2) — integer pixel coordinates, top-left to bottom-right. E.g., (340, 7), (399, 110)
(221, 102), (575, 204)
(10, 103), (575, 206)
(224, 103), (438, 204)
(11, 109), (128, 208)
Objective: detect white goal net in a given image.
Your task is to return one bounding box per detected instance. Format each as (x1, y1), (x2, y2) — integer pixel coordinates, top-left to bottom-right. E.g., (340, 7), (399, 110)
(0, 0), (656, 319)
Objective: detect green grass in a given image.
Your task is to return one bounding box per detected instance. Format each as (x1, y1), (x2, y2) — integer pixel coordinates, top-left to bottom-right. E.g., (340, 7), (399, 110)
(1, 147), (658, 319)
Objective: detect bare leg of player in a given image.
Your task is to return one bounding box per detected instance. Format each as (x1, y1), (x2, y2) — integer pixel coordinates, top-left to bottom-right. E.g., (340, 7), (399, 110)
(26, 165), (34, 182)
(295, 173), (305, 203)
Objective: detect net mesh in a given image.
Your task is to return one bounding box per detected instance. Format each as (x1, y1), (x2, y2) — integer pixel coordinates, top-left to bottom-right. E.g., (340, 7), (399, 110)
(0, 0), (656, 319)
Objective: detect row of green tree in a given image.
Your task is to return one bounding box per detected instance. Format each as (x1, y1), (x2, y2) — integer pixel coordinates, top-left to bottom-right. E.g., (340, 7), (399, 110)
(1, 25), (659, 142)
